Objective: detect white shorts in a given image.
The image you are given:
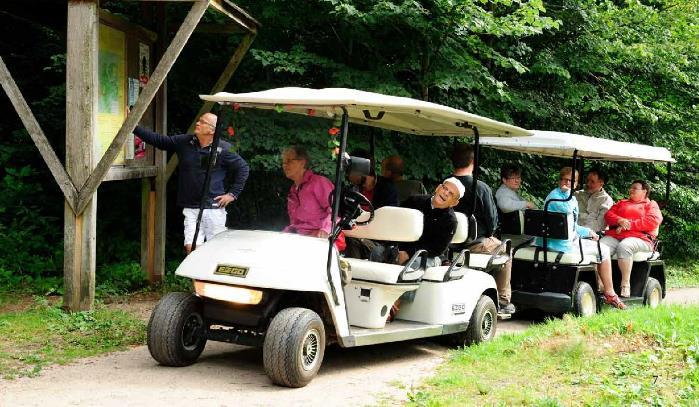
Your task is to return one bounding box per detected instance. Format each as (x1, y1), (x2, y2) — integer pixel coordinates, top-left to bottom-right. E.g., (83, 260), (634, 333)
(600, 236), (652, 259)
(182, 207), (227, 246)
(580, 238), (610, 261)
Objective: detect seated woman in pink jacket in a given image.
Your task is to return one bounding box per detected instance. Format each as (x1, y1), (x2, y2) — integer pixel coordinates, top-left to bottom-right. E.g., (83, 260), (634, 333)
(600, 180), (663, 297)
(281, 145), (346, 251)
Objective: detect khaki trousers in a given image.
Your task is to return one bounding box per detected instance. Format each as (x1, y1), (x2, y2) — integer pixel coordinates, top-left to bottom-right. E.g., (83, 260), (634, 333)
(469, 237), (512, 305)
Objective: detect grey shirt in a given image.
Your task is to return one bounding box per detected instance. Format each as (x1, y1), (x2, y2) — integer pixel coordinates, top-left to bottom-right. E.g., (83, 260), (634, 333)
(495, 184), (529, 213)
(575, 188), (613, 232)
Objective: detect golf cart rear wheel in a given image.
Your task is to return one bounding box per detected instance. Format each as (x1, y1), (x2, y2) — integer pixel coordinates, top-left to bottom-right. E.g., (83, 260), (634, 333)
(573, 281), (597, 317)
(147, 292), (207, 367)
(450, 295), (497, 347)
(643, 277), (662, 308)
(263, 307), (326, 388)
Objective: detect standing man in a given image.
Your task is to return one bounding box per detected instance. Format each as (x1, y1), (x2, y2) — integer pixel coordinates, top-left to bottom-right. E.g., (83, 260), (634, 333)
(450, 144), (515, 315)
(133, 113), (249, 254)
(575, 168), (613, 232)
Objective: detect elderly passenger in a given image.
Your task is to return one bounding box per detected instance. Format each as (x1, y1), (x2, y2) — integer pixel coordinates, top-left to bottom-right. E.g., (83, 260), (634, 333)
(495, 165), (536, 214)
(601, 180), (663, 297)
(575, 168), (613, 232)
(537, 167), (626, 309)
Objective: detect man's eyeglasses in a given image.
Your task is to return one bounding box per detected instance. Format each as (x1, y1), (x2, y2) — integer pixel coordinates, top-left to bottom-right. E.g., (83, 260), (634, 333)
(197, 119), (216, 129)
(438, 183), (456, 198)
(507, 176), (522, 181)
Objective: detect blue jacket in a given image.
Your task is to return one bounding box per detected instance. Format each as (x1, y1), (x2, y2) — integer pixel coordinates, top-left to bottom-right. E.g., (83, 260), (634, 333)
(134, 126), (249, 208)
(535, 187), (592, 253)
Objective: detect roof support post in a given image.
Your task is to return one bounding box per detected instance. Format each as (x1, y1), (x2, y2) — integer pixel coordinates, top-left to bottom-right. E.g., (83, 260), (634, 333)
(64, 0), (99, 312)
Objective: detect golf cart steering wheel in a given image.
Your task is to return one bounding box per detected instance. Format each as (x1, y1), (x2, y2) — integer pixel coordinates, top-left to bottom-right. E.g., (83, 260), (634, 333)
(347, 189), (374, 226)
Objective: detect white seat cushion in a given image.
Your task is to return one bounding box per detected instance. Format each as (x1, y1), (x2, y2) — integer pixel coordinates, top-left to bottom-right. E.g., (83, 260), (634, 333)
(513, 246), (597, 265)
(468, 253), (509, 270)
(422, 265), (465, 281)
(451, 212), (469, 244)
(344, 206), (423, 242)
(344, 258), (424, 284)
(612, 251), (660, 262)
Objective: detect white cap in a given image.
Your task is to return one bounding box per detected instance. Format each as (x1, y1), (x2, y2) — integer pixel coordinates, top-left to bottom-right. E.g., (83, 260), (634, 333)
(443, 177), (465, 199)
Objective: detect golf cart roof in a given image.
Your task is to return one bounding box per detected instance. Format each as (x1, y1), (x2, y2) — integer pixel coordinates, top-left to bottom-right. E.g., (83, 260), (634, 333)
(480, 130), (675, 163)
(200, 87), (531, 137)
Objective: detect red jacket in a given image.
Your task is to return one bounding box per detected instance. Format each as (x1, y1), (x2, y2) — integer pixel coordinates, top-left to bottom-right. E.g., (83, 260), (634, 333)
(604, 198), (662, 246)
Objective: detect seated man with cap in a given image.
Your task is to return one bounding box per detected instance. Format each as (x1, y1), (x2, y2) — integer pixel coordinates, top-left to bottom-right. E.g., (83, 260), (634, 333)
(395, 177), (465, 267)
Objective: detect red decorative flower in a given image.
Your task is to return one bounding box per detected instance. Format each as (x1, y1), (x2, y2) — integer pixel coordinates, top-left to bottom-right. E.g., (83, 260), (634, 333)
(328, 127), (340, 136)
(233, 103), (241, 111)
(307, 109), (316, 116)
(227, 126), (235, 136)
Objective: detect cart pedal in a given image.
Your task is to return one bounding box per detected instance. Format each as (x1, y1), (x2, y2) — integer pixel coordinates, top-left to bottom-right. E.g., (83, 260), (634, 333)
(497, 312), (512, 320)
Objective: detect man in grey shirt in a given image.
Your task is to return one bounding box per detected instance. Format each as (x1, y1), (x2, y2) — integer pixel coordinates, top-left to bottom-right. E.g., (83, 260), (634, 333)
(495, 165), (536, 214)
(575, 168), (614, 232)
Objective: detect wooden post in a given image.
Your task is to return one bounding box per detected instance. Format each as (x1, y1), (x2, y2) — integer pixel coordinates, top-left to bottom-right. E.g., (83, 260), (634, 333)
(64, 0), (99, 312)
(165, 31), (256, 180)
(141, 3), (169, 284)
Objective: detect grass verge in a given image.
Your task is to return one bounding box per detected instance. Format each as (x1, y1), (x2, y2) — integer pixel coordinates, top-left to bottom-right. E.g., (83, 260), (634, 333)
(667, 261), (699, 288)
(409, 305), (699, 406)
(0, 297), (146, 379)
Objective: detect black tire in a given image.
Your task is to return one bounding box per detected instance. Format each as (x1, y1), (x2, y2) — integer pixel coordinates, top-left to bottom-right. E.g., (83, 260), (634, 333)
(147, 292), (207, 367)
(573, 281), (597, 317)
(263, 307), (326, 388)
(643, 277), (663, 308)
(449, 295), (497, 347)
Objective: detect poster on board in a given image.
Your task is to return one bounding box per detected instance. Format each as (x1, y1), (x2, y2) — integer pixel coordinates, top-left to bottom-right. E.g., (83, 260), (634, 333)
(97, 23), (126, 165)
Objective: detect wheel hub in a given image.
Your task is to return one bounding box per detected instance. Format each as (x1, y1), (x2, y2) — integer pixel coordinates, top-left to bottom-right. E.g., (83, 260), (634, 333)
(581, 292), (595, 315)
(301, 329), (320, 371)
(481, 310), (494, 339)
(181, 313), (204, 351)
(649, 287), (661, 308)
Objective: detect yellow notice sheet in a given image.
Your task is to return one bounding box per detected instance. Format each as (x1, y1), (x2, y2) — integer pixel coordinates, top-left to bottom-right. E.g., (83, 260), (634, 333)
(97, 24), (126, 165)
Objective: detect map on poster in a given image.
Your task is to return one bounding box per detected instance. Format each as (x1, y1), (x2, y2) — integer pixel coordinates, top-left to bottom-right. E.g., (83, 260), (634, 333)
(97, 24), (126, 165)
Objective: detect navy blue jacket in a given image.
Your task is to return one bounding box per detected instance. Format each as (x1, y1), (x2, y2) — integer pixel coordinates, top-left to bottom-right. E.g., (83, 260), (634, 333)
(134, 126), (249, 209)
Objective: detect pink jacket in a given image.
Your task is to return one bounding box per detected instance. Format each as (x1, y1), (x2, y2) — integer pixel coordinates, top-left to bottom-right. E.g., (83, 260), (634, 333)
(604, 198), (662, 246)
(283, 169), (334, 236)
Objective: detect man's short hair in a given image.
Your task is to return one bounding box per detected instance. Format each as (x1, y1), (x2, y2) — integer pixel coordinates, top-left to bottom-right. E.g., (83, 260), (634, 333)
(587, 167), (607, 184)
(382, 155), (404, 177)
(500, 165), (521, 181)
(450, 144), (474, 169)
(286, 145), (310, 169)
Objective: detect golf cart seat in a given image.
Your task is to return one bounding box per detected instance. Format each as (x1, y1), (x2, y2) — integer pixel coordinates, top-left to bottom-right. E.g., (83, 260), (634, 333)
(343, 207), (426, 328)
(423, 212), (470, 281)
(611, 251), (660, 262)
(512, 209), (600, 266)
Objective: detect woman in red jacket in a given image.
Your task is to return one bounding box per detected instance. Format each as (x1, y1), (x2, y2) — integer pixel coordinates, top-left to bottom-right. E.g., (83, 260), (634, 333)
(601, 180), (663, 297)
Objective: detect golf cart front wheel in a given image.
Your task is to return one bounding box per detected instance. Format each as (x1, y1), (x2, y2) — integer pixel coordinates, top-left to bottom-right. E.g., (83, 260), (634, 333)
(147, 292), (207, 366)
(450, 295), (497, 347)
(573, 281), (597, 316)
(643, 277), (662, 308)
(263, 307), (326, 388)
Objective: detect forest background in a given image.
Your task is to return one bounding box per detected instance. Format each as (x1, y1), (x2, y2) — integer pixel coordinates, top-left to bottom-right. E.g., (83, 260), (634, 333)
(1, 0), (697, 294)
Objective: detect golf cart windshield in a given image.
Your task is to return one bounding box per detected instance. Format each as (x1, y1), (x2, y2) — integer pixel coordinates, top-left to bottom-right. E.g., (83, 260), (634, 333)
(200, 87), (531, 137)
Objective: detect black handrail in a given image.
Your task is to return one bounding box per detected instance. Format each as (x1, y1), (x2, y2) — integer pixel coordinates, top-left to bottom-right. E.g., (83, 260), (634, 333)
(541, 149), (578, 267)
(191, 105), (224, 252)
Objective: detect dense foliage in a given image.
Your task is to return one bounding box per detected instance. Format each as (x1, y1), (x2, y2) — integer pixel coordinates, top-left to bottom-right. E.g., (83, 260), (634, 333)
(0, 0), (697, 283)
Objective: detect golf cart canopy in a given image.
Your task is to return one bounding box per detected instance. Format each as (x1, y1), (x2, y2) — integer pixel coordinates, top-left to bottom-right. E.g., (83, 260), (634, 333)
(200, 87), (531, 137)
(479, 130), (675, 163)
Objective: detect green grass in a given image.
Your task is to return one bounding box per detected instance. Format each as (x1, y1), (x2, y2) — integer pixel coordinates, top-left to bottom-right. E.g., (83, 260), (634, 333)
(667, 261), (699, 288)
(0, 297), (145, 379)
(408, 305), (699, 406)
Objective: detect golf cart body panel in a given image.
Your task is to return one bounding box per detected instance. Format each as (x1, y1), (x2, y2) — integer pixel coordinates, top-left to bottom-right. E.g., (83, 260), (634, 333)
(481, 130), (674, 314)
(200, 87), (532, 137)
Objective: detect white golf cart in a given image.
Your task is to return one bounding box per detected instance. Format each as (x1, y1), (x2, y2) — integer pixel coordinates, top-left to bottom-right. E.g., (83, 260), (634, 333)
(480, 130), (674, 315)
(146, 87), (533, 387)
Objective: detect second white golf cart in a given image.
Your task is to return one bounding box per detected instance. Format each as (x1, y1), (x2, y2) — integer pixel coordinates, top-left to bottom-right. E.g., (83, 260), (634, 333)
(146, 87), (532, 387)
(480, 131), (674, 315)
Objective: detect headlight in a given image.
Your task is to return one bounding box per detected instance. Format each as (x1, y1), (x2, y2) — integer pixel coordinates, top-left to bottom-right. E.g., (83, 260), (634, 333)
(194, 281), (263, 305)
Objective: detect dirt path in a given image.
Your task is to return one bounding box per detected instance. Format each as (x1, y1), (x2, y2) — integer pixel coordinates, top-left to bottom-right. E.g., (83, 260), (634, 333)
(0, 289), (696, 406)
